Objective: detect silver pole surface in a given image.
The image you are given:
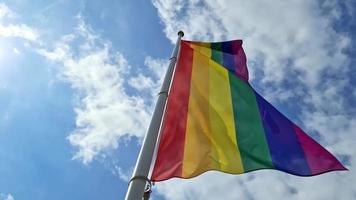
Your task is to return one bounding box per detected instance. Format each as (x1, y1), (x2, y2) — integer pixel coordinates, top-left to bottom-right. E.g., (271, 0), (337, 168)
(125, 31), (184, 200)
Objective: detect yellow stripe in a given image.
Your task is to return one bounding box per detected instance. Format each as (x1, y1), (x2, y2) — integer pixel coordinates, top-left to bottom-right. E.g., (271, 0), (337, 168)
(208, 59), (244, 173)
(182, 44), (243, 178)
(190, 42), (211, 57)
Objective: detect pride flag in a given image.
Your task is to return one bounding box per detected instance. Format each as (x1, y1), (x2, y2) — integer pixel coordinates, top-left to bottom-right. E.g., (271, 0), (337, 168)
(151, 40), (346, 181)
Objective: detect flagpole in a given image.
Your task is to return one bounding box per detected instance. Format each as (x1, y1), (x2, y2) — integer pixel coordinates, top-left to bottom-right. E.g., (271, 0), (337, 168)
(125, 31), (184, 200)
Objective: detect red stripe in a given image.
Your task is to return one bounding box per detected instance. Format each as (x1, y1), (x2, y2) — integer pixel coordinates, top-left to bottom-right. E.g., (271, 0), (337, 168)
(151, 41), (193, 181)
(294, 125), (347, 174)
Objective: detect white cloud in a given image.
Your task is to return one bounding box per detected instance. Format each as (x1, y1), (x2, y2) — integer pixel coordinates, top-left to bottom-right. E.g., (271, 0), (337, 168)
(0, 193), (14, 200)
(129, 74), (155, 91)
(112, 165), (132, 182)
(154, 0), (350, 87)
(0, 3), (38, 41)
(12, 48), (20, 54)
(144, 56), (169, 82)
(5, 194), (14, 200)
(157, 171), (329, 200)
(38, 17), (153, 164)
(143, 56), (169, 96)
(0, 24), (39, 41)
(152, 0), (355, 199)
(0, 3), (14, 19)
(34, 13), (174, 165)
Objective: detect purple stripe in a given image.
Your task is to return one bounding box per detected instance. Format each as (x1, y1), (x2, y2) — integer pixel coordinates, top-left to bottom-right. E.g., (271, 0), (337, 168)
(254, 91), (311, 175)
(294, 125), (347, 174)
(220, 40), (249, 81)
(232, 41), (249, 81)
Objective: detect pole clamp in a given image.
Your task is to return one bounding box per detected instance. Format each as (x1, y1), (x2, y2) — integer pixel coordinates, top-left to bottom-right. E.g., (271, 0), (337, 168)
(158, 91), (168, 97)
(128, 175), (152, 186)
(169, 56), (177, 61)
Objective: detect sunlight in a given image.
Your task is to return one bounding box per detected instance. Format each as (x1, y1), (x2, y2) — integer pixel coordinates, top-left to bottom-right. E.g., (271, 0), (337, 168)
(0, 39), (5, 62)
(0, 41), (8, 64)
(0, 38), (19, 63)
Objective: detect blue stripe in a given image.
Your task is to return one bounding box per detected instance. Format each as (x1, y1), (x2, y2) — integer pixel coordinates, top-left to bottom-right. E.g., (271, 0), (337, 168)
(221, 42), (235, 72)
(254, 91), (311, 175)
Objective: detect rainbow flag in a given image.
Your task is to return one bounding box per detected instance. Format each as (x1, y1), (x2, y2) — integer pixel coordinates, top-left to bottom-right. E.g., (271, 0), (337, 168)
(151, 40), (346, 181)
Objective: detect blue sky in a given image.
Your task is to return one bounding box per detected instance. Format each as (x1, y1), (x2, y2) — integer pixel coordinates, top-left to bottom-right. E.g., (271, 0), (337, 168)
(0, 0), (355, 200)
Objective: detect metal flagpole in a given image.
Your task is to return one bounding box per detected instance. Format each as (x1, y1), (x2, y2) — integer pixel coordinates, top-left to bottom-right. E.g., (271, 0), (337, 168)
(125, 31), (184, 200)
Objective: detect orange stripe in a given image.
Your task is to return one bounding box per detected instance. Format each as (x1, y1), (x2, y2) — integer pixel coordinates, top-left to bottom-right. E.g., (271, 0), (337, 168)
(182, 44), (215, 177)
(182, 44), (243, 178)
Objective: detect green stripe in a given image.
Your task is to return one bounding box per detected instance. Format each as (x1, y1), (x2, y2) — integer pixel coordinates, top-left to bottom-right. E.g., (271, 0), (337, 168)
(211, 43), (223, 64)
(228, 73), (274, 171)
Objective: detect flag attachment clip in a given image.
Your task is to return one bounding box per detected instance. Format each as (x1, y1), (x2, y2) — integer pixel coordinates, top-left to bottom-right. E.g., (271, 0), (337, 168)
(128, 175), (152, 199)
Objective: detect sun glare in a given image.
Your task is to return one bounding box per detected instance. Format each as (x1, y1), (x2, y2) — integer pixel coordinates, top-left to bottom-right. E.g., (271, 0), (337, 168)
(0, 28), (4, 61)
(0, 39), (7, 62)
(0, 39), (19, 63)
